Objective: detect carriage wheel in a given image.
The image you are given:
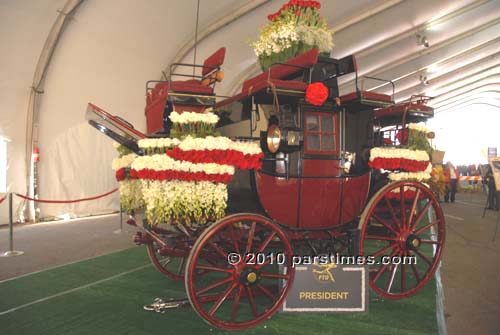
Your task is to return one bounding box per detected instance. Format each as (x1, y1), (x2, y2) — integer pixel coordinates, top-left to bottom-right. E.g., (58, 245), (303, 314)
(359, 181), (445, 299)
(185, 213), (294, 330)
(147, 242), (187, 281)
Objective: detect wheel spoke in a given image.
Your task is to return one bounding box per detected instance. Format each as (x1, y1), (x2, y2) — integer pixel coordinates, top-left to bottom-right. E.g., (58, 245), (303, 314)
(410, 200), (433, 231)
(231, 285), (243, 322)
(255, 258), (272, 270)
(414, 220), (440, 235)
(246, 286), (258, 317)
(373, 248), (399, 283)
(372, 242), (398, 258)
(229, 225), (240, 254)
(372, 213), (398, 235)
(256, 284), (276, 301)
(196, 276), (233, 295)
(208, 241), (228, 259)
(257, 231), (277, 253)
(401, 252), (407, 292)
(413, 248), (434, 267)
(386, 260), (400, 293)
(365, 235), (397, 241)
(384, 195), (402, 230)
(209, 282), (238, 316)
(195, 264), (232, 273)
(178, 257), (186, 274)
(260, 272), (289, 279)
(245, 222), (257, 255)
(410, 261), (421, 282)
(160, 257), (172, 266)
(420, 239), (439, 244)
(407, 189), (421, 228)
(400, 186), (406, 229)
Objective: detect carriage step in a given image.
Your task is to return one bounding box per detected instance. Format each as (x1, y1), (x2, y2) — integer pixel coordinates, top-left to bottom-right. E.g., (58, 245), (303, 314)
(144, 298), (190, 313)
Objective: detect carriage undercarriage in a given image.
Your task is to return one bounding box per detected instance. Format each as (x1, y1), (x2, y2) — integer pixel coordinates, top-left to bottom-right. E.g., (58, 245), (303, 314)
(123, 178), (444, 329)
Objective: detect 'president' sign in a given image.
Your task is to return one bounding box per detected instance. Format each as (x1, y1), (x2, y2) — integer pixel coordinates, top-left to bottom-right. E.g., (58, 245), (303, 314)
(282, 263), (367, 313)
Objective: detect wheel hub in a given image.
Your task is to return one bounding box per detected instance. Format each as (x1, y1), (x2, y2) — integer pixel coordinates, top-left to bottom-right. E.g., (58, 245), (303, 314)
(240, 268), (259, 285)
(405, 234), (421, 250)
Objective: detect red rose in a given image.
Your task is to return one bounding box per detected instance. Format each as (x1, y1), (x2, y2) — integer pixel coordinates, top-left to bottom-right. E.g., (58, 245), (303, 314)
(306, 82), (329, 106)
(116, 168), (125, 181)
(296, 9), (301, 16)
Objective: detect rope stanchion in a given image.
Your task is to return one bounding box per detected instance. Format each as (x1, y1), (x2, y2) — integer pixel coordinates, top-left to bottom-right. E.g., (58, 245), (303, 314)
(14, 188), (118, 204)
(1, 189), (120, 257)
(0, 193), (24, 257)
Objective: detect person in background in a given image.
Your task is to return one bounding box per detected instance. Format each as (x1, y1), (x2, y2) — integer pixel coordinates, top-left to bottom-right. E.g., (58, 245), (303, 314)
(485, 165), (499, 211)
(444, 161), (459, 203)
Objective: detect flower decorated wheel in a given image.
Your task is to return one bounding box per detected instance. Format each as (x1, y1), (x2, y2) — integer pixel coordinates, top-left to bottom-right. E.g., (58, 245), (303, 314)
(184, 214), (294, 330)
(359, 181), (445, 299)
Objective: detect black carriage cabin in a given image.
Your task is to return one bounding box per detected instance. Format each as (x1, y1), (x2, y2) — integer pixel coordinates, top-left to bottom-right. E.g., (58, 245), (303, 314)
(215, 49), (388, 180)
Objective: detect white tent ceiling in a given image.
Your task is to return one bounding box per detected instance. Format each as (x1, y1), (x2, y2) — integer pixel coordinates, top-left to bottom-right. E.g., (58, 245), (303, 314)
(1, 0), (499, 222)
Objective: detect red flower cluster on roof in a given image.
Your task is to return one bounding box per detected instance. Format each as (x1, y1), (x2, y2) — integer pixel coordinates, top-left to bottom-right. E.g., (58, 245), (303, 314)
(267, 0), (321, 21)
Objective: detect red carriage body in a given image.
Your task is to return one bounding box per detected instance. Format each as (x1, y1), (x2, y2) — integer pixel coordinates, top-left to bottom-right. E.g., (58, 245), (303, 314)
(87, 46), (445, 331)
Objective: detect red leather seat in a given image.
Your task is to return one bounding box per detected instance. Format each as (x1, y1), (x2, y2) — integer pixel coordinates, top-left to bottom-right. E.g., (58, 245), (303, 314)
(145, 48), (226, 134)
(340, 91), (392, 104)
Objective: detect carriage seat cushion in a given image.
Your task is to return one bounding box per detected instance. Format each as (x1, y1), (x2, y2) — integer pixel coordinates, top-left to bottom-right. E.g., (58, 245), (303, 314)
(170, 79), (214, 94)
(244, 79), (308, 95)
(242, 48), (319, 96)
(340, 91), (392, 104)
(374, 103), (433, 119)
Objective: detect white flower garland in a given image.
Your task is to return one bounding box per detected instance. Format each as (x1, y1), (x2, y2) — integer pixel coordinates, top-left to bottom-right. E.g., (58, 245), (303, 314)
(119, 179), (144, 211)
(178, 136), (261, 155)
(138, 138), (180, 149)
(408, 123), (430, 133)
(169, 111), (219, 125)
(131, 154), (235, 176)
(111, 153), (137, 171)
(370, 147), (429, 162)
(141, 180), (227, 225)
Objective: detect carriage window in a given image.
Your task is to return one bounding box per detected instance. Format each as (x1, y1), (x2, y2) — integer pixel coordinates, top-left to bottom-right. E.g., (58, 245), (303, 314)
(305, 113), (336, 153)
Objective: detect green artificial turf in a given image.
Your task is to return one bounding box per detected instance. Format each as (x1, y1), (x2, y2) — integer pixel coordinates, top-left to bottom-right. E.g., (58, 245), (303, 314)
(0, 247), (438, 335)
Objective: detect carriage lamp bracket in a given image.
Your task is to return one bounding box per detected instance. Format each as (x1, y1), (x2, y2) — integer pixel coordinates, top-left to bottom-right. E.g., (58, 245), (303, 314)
(250, 97), (260, 133)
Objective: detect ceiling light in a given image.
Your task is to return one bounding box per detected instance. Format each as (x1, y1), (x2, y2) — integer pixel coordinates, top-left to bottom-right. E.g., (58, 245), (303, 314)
(416, 34), (430, 48)
(419, 74), (429, 86)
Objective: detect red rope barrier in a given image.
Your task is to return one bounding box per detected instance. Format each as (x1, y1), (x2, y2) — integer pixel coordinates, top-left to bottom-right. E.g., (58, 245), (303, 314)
(0, 196), (6, 204)
(15, 188), (118, 204)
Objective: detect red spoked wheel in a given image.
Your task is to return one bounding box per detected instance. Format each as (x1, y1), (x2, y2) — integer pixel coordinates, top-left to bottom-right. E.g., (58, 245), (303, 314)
(185, 213), (294, 330)
(359, 181), (445, 299)
(147, 230), (191, 281)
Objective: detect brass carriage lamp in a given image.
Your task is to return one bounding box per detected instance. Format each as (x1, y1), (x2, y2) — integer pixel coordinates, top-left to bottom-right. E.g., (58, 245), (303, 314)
(263, 125), (301, 154)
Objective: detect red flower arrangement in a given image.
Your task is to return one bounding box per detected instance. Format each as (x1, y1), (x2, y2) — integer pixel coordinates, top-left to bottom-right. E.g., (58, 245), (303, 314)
(306, 82), (329, 106)
(385, 190), (427, 200)
(267, 0), (321, 21)
(369, 157), (429, 172)
(166, 147), (263, 170)
(116, 168), (126, 181)
(130, 169), (232, 184)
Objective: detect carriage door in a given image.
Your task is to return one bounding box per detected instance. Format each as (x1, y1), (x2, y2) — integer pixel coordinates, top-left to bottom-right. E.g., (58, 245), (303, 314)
(299, 109), (342, 228)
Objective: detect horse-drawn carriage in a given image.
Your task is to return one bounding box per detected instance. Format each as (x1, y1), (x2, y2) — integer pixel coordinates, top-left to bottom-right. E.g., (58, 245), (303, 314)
(87, 46), (444, 330)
